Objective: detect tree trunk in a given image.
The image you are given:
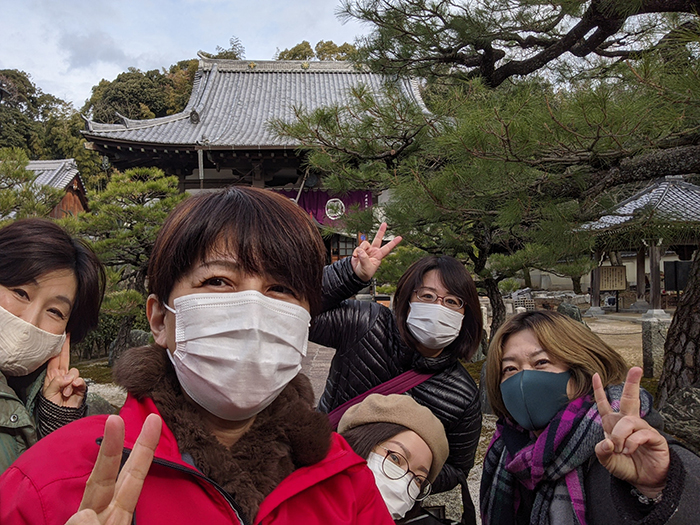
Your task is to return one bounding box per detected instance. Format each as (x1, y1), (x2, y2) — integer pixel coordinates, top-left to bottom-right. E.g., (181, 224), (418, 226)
(109, 315), (136, 367)
(656, 247), (700, 409)
(484, 277), (506, 341)
(522, 267), (532, 288)
(609, 251), (623, 267)
(571, 275), (583, 295)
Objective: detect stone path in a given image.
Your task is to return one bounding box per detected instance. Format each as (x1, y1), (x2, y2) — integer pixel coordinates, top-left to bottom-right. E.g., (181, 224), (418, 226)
(301, 342), (336, 405)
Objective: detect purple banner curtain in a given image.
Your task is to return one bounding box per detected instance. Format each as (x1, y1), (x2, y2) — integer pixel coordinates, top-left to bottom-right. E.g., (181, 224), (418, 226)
(274, 189), (373, 225)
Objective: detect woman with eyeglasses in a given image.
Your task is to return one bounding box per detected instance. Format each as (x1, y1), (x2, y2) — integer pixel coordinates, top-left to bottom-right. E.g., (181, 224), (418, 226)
(338, 394), (449, 523)
(311, 232), (482, 524)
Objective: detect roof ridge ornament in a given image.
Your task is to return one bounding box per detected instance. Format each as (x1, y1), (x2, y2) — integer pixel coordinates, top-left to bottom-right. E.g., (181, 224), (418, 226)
(115, 111), (130, 128)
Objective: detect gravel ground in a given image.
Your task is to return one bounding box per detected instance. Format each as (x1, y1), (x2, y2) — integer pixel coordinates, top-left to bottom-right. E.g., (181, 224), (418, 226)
(422, 414), (496, 524)
(88, 382), (127, 407)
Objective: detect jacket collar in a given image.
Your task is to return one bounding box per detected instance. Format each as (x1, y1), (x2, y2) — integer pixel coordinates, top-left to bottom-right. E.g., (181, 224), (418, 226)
(411, 349), (458, 372)
(113, 344), (333, 523)
(120, 395), (187, 466)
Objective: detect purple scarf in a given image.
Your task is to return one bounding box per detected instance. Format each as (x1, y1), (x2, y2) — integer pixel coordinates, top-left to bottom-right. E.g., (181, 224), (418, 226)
(480, 384), (653, 525)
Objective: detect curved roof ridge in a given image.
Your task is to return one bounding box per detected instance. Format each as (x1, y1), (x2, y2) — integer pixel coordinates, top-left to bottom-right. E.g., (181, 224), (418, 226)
(581, 176), (700, 231)
(198, 58), (366, 73)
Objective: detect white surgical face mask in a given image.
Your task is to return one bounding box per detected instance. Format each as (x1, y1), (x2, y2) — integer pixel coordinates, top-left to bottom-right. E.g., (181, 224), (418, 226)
(367, 452), (415, 520)
(0, 304), (66, 376)
(406, 302), (464, 350)
(164, 290), (311, 421)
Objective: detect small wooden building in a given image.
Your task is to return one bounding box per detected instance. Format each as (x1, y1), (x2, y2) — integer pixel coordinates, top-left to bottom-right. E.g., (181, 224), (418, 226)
(582, 175), (700, 317)
(26, 159), (88, 218)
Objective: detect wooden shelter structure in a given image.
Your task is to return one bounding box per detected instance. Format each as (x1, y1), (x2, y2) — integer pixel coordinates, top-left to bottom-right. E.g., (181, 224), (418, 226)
(581, 175), (700, 317)
(25, 159), (88, 218)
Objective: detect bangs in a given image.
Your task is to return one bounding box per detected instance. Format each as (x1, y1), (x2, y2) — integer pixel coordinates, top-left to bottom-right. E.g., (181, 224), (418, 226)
(149, 187), (325, 314)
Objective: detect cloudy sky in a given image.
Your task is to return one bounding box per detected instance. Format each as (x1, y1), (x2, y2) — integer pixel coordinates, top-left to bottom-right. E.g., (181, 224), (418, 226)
(0, 0), (367, 109)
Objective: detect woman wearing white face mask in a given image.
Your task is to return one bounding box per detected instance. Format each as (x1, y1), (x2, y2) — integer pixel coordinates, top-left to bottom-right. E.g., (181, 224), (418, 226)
(0, 187), (394, 525)
(339, 394), (450, 524)
(312, 250), (483, 524)
(0, 218), (105, 473)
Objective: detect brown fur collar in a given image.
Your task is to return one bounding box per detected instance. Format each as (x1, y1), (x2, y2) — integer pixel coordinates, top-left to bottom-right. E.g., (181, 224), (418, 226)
(113, 345), (332, 523)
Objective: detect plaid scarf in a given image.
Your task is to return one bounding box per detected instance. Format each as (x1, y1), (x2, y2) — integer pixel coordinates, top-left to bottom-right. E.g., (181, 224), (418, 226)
(480, 385), (653, 525)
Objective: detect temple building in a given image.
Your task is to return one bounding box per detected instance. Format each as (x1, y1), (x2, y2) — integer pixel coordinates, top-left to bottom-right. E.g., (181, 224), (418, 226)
(82, 57), (425, 261)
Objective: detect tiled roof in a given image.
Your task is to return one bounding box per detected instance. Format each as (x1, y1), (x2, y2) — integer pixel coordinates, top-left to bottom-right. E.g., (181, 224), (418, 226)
(582, 176), (700, 231)
(25, 159), (80, 189)
(82, 58), (429, 148)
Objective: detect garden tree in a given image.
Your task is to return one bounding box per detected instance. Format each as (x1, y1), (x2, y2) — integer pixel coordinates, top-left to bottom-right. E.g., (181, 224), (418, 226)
(657, 246), (700, 407)
(41, 111), (107, 191)
(273, 77), (630, 338)
(277, 5), (700, 400)
(82, 58), (202, 125)
(82, 68), (174, 123)
(63, 167), (187, 360)
(373, 244), (428, 293)
(0, 147), (63, 221)
(200, 36), (246, 60)
(0, 69), (71, 156)
(165, 59), (199, 116)
(275, 40), (357, 60)
(315, 41), (358, 61)
(276, 41), (315, 61)
(339, 0), (700, 87)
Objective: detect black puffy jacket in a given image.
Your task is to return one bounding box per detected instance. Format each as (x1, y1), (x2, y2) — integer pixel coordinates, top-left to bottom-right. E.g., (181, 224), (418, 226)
(310, 257), (482, 495)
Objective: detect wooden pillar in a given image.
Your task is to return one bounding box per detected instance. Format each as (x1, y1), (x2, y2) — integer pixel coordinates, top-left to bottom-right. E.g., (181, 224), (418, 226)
(590, 251), (601, 308)
(636, 247), (646, 301)
(649, 242), (662, 310)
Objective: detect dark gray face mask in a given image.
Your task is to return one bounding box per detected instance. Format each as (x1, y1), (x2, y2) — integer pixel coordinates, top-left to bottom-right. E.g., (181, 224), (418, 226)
(499, 369), (572, 431)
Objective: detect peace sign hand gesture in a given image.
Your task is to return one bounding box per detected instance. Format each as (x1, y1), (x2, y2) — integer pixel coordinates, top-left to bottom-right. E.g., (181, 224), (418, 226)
(351, 223), (402, 282)
(65, 414), (162, 525)
(43, 334), (87, 408)
(593, 367), (669, 499)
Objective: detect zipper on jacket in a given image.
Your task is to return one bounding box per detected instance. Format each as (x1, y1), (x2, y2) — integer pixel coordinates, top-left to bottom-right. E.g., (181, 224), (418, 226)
(150, 456), (249, 524)
(112, 443), (249, 525)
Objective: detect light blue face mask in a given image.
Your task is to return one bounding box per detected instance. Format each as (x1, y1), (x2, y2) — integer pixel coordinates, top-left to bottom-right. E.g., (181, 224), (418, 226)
(499, 369), (572, 431)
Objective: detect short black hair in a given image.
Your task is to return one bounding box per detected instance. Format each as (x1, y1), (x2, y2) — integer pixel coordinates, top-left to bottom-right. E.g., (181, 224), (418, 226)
(394, 255), (482, 360)
(148, 186), (326, 316)
(0, 218), (106, 343)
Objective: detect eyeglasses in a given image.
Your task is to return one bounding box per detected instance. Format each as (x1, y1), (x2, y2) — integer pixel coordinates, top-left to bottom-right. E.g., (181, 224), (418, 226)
(379, 446), (432, 501)
(413, 287), (464, 311)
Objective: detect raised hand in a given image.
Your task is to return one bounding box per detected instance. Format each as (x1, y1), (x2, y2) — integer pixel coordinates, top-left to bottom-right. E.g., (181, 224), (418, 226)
(593, 367), (669, 498)
(43, 334), (87, 408)
(65, 414), (162, 525)
(351, 223), (402, 281)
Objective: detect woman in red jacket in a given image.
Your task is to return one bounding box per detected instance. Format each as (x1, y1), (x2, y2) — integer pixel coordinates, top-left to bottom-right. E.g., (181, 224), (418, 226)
(0, 187), (393, 525)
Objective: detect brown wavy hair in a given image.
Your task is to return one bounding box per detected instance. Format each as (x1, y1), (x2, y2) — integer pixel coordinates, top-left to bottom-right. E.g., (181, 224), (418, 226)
(485, 310), (628, 420)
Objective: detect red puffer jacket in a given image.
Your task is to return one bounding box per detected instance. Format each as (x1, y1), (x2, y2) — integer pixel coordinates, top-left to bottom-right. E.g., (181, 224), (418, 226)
(0, 395), (393, 525)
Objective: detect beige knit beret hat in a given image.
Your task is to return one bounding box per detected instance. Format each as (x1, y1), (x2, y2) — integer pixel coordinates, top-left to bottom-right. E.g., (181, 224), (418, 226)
(337, 393), (449, 482)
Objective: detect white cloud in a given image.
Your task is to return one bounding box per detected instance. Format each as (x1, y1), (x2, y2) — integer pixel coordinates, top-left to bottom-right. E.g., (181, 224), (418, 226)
(0, 0), (368, 107)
